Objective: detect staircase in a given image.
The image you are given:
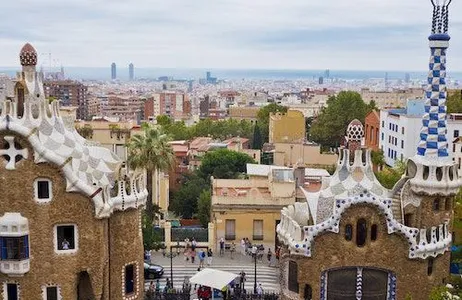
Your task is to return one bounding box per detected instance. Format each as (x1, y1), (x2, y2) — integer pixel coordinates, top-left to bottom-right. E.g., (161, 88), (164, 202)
(389, 176), (410, 223)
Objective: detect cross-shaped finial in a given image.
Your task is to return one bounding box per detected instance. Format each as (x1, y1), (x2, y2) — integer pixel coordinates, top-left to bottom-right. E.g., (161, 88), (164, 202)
(0, 136), (28, 170)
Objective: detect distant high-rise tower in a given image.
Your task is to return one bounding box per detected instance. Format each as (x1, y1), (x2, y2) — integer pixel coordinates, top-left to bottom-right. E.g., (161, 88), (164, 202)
(318, 77), (324, 85)
(111, 62), (117, 80)
(405, 72), (410, 83)
(385, 72), (389, 90)
(206, 71), (211, 82)
(129, 63), (134, 81)
(325, 69), (330, 79)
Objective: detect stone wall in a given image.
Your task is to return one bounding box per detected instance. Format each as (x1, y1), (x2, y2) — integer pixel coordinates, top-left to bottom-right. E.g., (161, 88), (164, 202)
(280, 204), (450, 299)
(0, 131), (108, 299)
(109, 209), (144, 300)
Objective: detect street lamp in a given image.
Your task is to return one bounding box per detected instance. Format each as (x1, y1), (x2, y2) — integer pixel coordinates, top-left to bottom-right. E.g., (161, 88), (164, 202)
(252, 245), (257, 294)
(166, 246), (177, 288)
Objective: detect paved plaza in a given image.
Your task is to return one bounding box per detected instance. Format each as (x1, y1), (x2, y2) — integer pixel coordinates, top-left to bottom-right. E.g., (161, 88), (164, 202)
(146, 249), (280, 293)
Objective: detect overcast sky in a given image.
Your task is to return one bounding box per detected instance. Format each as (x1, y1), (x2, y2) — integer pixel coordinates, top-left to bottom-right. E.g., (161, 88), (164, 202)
(1, 0), (461, 71)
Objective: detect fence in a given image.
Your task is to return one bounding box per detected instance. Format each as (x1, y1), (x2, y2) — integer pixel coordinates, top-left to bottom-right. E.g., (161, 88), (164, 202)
(145, 290), (190, 300)
(145, 290), (279, 300)
(171, 228), (208, 242)
(163, 222), (215, 250)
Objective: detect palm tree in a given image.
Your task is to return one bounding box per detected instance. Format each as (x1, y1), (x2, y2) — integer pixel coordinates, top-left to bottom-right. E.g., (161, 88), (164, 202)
(127, 123), (175, 224)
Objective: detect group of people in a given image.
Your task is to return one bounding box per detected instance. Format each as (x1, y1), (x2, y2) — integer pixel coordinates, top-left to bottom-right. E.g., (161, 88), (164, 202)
(217, 237), (282, 266)
(183, 238), (214, 266)
(148, 278), (173, 294)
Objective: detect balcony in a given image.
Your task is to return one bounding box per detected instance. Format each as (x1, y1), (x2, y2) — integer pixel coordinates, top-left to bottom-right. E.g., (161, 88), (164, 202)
(0, 259), (30, 276)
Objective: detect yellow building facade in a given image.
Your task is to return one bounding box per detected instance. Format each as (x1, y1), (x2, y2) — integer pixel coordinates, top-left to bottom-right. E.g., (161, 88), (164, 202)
(211, 167), (296, 250)
(269, 110), (305, 143)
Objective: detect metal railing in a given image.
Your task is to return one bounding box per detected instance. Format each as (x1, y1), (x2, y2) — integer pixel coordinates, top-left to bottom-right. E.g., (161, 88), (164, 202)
(145, 290), (279, 300)
(171, 228), (208, 242)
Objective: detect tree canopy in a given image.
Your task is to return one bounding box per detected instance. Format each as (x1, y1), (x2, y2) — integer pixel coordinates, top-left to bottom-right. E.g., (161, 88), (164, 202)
(156, 116), (254, 141)
(126, 123), (175, 223)
(170, 149), (255, 219)
(197, 190), (211, 227)
(197, 148), (256, 180)
(374, 160), (406, 189)
(310, 91), (372, 147)
(170, 174), (208, 219)
(447, 90), (462, 113)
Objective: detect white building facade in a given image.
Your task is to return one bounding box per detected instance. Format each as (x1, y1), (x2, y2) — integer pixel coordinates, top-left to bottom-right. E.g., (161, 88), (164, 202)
(379, 100), (424, 167)
(380, 101), (462, 169)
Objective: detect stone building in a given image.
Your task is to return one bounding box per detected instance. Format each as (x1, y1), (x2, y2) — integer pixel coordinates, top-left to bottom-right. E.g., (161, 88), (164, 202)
(276, 3), (460, 298)
(0, 44), (147, 299)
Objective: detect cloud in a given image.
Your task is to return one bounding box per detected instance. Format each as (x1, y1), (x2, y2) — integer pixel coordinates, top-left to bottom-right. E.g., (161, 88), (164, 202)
(0, 0), (461, 71)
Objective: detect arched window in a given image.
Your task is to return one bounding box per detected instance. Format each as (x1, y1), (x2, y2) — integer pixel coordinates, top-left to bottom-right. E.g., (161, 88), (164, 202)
(371, 224), (378, 241)
(427, 258), (434, 276)
(345, 224), (353, 241)
(356, 219), (367, 247)
(433, 199), (440, 211)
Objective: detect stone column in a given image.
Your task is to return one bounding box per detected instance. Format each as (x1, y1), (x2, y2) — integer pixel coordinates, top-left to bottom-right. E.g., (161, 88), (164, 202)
(208, 222), (215, 250)
(164, 221), (172, 249)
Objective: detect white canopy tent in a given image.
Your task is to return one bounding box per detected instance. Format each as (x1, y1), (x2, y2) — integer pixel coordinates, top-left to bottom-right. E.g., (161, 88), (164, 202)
(189, 268), (239, 290)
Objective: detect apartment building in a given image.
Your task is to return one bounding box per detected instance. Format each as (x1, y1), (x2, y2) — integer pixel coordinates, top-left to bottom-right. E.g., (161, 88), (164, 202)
(44, 80), (89, 120)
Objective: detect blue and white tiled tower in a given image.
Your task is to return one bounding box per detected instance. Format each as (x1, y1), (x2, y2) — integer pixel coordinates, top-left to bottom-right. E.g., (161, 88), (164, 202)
(408, 0), (460, 196)
(416, 0), (451, 159)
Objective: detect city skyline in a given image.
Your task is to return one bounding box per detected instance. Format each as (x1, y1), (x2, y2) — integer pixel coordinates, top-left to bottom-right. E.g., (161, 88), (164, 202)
(1, 0), (462, 71)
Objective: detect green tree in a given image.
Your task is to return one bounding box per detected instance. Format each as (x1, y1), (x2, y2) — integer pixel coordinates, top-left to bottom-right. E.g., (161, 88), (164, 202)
(156, 115), (172, 126)
(142, 211), (163, 250)
(257, 103), (288, 144)
(375, 160), (406, 189)
(310, 91), (368, 147)
(170, 174), (208, 218)
(126, 123), (175, 224)
(198, 148), (256, 180)
(197, 190), (211, 227)
(252, 123), (263, 149)
(371, 150), (385, 167)
(447, 90), (462, 113)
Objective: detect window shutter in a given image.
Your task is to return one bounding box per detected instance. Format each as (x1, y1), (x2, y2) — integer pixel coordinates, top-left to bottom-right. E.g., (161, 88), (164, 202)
(24, 236), (29, 259)
(1, 238), (7, 260)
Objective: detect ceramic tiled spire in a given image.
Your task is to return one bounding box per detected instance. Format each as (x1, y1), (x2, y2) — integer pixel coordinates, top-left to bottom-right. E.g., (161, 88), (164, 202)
(417, 0), (452, 159)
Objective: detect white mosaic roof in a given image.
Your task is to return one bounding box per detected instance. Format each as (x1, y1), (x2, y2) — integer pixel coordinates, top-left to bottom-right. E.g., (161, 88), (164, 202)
(0, 46), (147, 218)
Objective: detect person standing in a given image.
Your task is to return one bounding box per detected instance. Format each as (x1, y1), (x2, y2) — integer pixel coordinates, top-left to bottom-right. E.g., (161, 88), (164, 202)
(239, 271), (246, 290)
(219, 237), (225, 256)
(155, 279), (161, 292)
(199, 249), (206, 268)
(230, 242), (236, 259)
(267, 248), (272, 264)
(240, 238), (245, 255)
(207, 248), (213, 265)
(256, 283), (263, 297)
(191, 248), (196, 264)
